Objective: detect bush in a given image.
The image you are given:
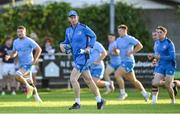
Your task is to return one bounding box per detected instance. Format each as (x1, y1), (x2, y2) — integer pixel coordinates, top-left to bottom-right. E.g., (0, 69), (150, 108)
(0, 2), (152, 51)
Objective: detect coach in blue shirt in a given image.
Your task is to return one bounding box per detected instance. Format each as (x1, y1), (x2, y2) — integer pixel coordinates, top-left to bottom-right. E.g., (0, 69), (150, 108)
(60, 10), (105, 110)
(152, 26), (176, 104)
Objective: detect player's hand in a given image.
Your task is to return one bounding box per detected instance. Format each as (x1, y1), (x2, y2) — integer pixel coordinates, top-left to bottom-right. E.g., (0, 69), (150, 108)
(112, 48), (120, 55)
(5, 55), (10, 61)
(84, 47), (91, 54)
(127, 50), (135, 57)
(147, 53), (154, 60)
(94, 60), (101, 65)
(60, 44), (65, 53)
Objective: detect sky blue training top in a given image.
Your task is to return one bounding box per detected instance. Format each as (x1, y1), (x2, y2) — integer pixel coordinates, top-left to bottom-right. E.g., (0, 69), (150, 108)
(116, 35), (139, 63)
(13, 37), (39, 66)
(62, 22), (96, 66)
(108, 41), (121, 66)
(88, 41), (106, 68)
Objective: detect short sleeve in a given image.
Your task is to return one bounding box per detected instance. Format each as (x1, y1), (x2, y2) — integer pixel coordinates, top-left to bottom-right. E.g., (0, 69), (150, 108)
(129, 36), (139, 45)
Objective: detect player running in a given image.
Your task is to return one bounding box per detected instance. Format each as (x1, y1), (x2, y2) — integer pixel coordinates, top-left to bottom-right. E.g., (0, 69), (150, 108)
(88, 41), (114, 91)
(5, 26), (42, 103)
(114, 24), (150, 102)
(103, 34), (124, 96)
(150, 26), (176, 104)
(60, 10), (105, 110)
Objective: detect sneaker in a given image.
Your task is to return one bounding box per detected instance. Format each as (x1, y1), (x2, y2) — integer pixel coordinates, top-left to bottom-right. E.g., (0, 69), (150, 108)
(69, 103), (80, 110)
(173, 82), (178, 96)
(26, 86), (34, 99)
(97, 99), (106, 110)
(152, 100), (157, 104)
(109, 81), (115, 92)
(1, 91), (5, 96)
(103, 89), (111, 95)
(144, 92), (151, 102)
(118, 93), (128, 100)
(103, 81), (115, 95)
(11, 91), (16, 95)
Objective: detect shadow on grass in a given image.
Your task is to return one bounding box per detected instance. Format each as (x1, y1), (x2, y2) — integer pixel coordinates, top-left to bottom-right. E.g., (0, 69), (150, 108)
(0, 103), (179, 113)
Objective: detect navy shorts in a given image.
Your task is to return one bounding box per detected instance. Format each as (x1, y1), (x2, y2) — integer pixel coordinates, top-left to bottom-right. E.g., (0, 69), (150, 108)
(154, 64), (175, 76)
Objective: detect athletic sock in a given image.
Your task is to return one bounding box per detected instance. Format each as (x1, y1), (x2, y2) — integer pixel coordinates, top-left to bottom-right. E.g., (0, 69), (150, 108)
(120, 89), (126, 95)
(104, 81), (110, 88)
(95, 96), (102, 103)
(152, 95), (157, 103)
(75, 98), (80, 105)
(152, 86), (159, 103)
(141, 90), (147, 97)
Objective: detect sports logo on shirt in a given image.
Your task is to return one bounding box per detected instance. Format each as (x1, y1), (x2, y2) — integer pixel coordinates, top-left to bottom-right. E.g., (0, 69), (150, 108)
(78, 31), (82, 35)
(163, 45), (167, 49)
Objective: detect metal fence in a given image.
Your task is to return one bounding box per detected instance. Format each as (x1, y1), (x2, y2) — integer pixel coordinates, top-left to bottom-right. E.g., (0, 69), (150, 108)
(37, 53), (180, 88)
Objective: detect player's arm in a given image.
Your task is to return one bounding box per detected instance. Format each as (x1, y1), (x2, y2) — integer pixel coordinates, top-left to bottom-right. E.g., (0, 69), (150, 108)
(84, 26), (96, 53)
(133, 42), (143, 53)
(128, 42), (143, 56)
(33, 46), (42, 65)
(60, 29), (70, 53)
(94, 43), (107, 64)
(159, 42), (175, 61)
(5, 51), (17, 61)
(96, 50), (107, 64)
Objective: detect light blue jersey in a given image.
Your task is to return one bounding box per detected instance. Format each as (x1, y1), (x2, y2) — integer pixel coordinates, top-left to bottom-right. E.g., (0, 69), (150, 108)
(13, 37), (39, 66)
(116, 35), (139, 63)
(108, 41), (121, 69)
(88, 41), (106, 67)
(62, 22), (96, 72)
(89, 41), (106, 79)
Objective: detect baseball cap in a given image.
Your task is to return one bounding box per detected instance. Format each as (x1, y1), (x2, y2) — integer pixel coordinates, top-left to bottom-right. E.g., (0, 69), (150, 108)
(68, 10), (78, 17)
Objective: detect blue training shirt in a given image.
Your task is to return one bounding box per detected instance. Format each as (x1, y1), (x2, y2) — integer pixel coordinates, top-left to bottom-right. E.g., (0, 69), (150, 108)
(62, 22), (96, 66)
(108, 41), (121, 66)
(89, 41), (106, 68)
(13, 37), (39, 66)
(154, 37), (176, 67)
(116, 35), (139, 63)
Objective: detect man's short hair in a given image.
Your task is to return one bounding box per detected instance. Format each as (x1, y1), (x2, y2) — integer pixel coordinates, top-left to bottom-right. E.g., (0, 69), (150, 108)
(156, 26), (167, 34)
(118, 24), (128, 30)
(108, 33), (115, 36)
(17, 25), (26, 30)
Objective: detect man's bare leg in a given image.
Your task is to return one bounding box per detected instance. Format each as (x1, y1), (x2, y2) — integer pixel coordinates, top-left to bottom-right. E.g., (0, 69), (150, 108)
(70, 68), (81, 105)
(114, 68), (127, 100)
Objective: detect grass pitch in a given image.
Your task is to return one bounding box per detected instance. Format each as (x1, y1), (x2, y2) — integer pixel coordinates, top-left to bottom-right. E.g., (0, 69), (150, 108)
(0, 88), (179, 113)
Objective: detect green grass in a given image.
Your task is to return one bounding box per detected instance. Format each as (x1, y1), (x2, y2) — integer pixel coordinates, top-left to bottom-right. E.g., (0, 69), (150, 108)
(0, 88), (179, 113)
(175, 71), (180, 79)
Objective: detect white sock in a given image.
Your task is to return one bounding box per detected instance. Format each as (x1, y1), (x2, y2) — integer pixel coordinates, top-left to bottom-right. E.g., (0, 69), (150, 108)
(141, 90), (147, 97)
(95, 96), (102, 103)
(25, 81), (32, 89)
(171, 99), (176, 104)
(34, 94), (41, 100)
(75, 98), (80, 105)
(33, 88), (41, 101)
(104, 81), (110, 88)
(152, 95), (157, 103)
(120, 89), (126, 95)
